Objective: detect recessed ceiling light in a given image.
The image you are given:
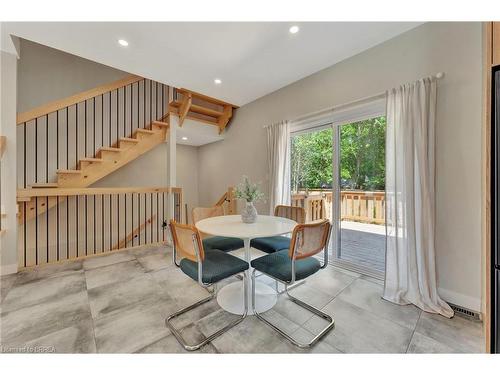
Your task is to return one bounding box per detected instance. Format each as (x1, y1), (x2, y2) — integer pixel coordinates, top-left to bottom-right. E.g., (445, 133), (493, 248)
(118, 39), (129, 47)
(214, 78), (222, 85)
(182, 136), (188, 141)
(289, 25), (299, 34)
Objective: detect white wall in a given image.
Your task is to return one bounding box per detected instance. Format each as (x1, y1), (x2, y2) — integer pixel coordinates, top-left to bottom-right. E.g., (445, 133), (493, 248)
(17, 39), (128, 113)
(198, 22), (483, 311)
(176, 144), (199, 224)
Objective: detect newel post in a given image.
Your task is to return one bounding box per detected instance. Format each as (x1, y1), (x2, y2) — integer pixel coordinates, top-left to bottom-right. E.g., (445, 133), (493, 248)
(227, 187), (236, 215)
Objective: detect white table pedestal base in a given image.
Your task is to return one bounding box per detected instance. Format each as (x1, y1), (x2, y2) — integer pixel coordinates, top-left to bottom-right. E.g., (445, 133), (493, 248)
(217, 280), (277, 315)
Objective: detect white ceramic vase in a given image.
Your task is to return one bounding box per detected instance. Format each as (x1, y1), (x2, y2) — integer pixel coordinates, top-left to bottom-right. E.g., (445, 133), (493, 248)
(241, 201), (258, 223)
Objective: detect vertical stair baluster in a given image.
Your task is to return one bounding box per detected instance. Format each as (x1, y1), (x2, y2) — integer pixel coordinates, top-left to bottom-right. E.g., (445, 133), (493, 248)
(23, 202), (27, 267)
(66, 196), (69, 259)
(66, 108), (69, 169)
(35, 118), (38, 183)
(101, 194), (104, 253)
(46, 114), (48, 182)
(84, 100), (87, 157)
(46, 196), (49, 262)
(143, 80), (146, 129)
(109, 92), (111, 147)
(23, 122), (26, 188)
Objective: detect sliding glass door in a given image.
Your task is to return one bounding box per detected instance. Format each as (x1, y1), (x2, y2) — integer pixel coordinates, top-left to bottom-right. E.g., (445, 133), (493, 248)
(290, 114), (386, 278)
(334, 116), (386, 277)
(291, 125), (333, 222)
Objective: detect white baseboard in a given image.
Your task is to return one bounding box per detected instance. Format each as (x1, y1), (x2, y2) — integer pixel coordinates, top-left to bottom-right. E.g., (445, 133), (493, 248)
(438, 287), (481, 313)
(1, 263), (18, 276)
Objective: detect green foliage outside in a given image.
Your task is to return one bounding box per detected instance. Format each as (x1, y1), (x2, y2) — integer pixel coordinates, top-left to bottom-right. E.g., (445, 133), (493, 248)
(291, 116), (386, 192)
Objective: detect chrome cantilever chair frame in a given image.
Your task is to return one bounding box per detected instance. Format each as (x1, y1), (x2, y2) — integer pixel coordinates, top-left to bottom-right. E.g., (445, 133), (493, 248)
(166, 224), (248, 351)
(251, 226), (334, 349)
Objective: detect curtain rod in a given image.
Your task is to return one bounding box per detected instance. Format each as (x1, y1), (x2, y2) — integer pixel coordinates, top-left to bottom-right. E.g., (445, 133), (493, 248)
(274, 72), (445, 126)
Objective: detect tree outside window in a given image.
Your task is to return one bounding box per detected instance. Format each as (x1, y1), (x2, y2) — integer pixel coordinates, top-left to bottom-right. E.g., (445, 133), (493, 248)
(291, 116), (386, 192)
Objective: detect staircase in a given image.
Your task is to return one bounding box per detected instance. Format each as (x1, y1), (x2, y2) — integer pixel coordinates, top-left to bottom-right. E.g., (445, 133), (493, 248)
(19, 120), (169, 221)
(55, 121), (169, 188)
(17, 75), (237, 223)
(169, 88), (237, 134)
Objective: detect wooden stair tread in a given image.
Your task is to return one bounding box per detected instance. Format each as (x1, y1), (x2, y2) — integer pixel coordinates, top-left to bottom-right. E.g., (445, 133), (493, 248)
(120, 137), (139, 143)
(55, 127), (167, 189)
(56, 169), (81, 174)
(29, 183), (59, 188)
(80, 158), (103, 162)
(100, 147), (122, 152)
(136, 129), (155, 134)
(152, 121), (169, 128)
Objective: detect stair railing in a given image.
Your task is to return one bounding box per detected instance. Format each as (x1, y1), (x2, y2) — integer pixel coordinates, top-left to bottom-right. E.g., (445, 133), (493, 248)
(214, 186), (236, 215)
(16, 186), (181, 268)
(17, 75), (171, 188)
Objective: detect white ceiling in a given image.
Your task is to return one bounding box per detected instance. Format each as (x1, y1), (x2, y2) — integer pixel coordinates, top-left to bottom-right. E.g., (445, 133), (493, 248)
(2, 22), (422, 106)
(175, 117), (225, 147)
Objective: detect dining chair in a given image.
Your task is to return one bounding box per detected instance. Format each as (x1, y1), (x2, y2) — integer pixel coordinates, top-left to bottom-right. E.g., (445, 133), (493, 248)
(166, 220), (249, 351)
(192, 206), (244, 252)
(250, 205), (305, 253)
(250, 219), (334, 348)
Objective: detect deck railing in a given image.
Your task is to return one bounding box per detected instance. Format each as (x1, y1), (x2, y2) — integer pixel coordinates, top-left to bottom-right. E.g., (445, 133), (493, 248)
(292, 189), (385, 224)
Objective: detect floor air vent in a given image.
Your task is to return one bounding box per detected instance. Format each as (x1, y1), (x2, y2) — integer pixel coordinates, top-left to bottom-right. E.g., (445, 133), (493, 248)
(448, 302), (481, 321)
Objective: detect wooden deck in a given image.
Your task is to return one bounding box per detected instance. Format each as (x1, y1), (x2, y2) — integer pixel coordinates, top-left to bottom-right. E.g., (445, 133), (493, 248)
(337, 221), (386, 273)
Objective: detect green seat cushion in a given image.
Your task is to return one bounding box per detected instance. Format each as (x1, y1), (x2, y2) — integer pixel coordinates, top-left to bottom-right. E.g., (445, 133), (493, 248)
(251, 249), (321, 282)
(203, 236), (244, 252)
(250, 236), (291, 253)
(180, 249), (249, 284)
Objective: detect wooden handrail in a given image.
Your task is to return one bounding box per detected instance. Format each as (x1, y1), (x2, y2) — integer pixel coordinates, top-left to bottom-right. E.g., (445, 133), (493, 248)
(215, 192), (228, 207)
(17, 75), (143, 125)
(0, 136), (6, 158)
(214, 186), (236, 214)
(17, 186), (179, 199)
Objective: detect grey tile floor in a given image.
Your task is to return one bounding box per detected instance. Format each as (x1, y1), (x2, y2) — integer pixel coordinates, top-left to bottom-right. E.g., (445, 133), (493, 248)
(0, 245), (484, 353)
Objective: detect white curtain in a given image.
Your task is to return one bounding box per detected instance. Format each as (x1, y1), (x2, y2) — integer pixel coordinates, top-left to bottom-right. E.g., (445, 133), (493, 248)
(383, 77), (454, 318)
(266, 121), (291, 214)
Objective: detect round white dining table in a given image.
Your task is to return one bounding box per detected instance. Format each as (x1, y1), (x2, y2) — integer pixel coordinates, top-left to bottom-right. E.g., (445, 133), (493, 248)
(195, 214), (297, 315)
